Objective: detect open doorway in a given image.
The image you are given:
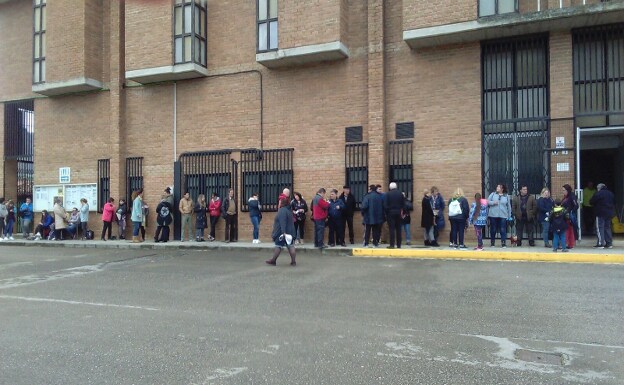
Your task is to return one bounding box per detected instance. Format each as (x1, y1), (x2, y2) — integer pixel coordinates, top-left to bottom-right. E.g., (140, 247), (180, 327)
(577, 127), (624, 239)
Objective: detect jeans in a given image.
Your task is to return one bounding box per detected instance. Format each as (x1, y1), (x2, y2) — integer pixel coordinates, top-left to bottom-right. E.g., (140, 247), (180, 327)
(22, 218), (32, 237)
(294, 219), (305, 240)
(423, 226), (434, 242)
(489, 217), (507, 245)
(181, 214), (192, 241)
(210, 216), (219, 239)
(250, 215), (260, 240)
(4, 218), (14, 237)
(540, 220), (550, 245)
(195, 227), (205, 239)
(314, 219), (326, 247)
(132, 221), (141, 237)
(118, 218), (126, 238)
(474, 225), (484, 247)
(553, 231), (567, 251)
(402, 223), (411, 243)
(596, 216), (613, 246)
(450, 218), (466, 246)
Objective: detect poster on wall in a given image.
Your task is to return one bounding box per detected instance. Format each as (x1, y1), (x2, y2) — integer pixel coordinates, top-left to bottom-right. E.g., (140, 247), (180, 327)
(33, 185), (64, 212)
(64, 184), (97, 211)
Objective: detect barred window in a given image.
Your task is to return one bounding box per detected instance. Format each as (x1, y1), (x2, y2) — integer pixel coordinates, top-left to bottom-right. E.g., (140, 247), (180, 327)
(241, 149), (293, 212)
(388, 140), (413, 201)
(481, 36), (549, 195)
(126, 157), (144, 202)
(573, 24), (624, 127)
(257, 0), (278, 52)
(174, 0), (207, 66)
(345, 143), (368, 209)
(180, 151), (233, 203)
(33, 0), (46, 84)
(97, 159), (110, 213)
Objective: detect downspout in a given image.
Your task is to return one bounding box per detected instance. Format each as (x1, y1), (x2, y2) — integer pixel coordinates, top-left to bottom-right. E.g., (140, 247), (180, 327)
(173, 81), (177, 161)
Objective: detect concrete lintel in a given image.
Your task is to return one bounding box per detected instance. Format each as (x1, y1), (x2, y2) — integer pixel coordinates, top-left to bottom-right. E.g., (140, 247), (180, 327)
(32, 77), (103, 96)
(125, 63), (209, 84)
(256, 41), (350, 69)
(404, 1), (624, 49)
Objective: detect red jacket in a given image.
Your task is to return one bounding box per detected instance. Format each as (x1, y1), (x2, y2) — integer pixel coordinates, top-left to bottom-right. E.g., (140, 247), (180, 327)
(312, 196), (329, 220)
(102, 202), (115, 222)
(209, 199), (222, 217)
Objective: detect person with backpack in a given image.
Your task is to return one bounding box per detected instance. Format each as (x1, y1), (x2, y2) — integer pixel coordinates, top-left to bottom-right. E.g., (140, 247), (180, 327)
(154, 195), (173, 242)
(448, 188), (470, 249)
(194, 194), (208, 242)
(19, 197), (33, 239)
(208, 192), (221, 242)
(0, 198), (7, 241)
(548, 199), (570, 253)
(487, 183), (512, 248)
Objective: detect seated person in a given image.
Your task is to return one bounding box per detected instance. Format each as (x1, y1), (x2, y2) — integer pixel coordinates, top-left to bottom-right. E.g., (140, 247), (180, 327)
(66, 208), (81, 239)
(34, 210), (54, 240)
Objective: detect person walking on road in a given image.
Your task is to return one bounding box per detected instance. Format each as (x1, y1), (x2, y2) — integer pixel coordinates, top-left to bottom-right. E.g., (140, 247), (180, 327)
(590, 183), (615, 249)
(266, 198), (297, 266)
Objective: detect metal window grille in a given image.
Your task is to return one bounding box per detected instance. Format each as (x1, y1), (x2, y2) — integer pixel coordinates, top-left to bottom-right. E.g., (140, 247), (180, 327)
(97, 159), (110, 213)
(241, 148), (294, 212)
(388, 140), (414, 201)
(481, 35), (549, 195)
(572, 23), (624, 127)
(126, 157), (144, 203)
(179, 151), (234, 204)
(33, 0), (46, 84)
(257, 0), (278, 52)
(478, 0), (518, 17)
(174, 0), (207, 66)
(345, 126), (363, 143)
(4, 100), (34, 160)
(345, 143), (368, 209)
(395, 122), (414, 140)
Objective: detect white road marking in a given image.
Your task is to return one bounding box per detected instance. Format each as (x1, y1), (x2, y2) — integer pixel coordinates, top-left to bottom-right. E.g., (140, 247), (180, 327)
(0, 261), (33, 270)
(0, 263), (104, 289)
(0, 294), (159, 311)
(191, 367), (248, 385)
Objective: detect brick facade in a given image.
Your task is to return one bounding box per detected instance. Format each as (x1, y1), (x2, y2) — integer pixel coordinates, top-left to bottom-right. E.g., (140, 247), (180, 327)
(1, 0), (620, 242)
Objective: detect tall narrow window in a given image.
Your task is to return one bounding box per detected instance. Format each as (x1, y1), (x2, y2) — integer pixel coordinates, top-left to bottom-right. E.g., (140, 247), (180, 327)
(257, 0), (278, 52)
(481, 36), (549, 195)
(573, 24), (624, 127)
(174, 0), (207, 66)
(33, 0), (46, 84)
(345, 143), (368, 209)
(98, 159), (110, 213)
(126, 157), (144, 203)
(388, 140), (413, 201)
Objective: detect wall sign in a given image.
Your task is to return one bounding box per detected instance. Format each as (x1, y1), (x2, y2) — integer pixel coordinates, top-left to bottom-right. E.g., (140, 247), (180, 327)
(59, 167), (71, 183)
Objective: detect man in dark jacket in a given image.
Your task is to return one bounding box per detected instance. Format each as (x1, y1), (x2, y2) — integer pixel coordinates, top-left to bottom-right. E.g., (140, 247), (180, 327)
(589, 183), (615, 249)
(221, 188), (238, 242)
(384, 182), (405, 249)
(154, 196), (173, 242)
(339, 185), (356, 244)
(511, 185), (538, 246)
(328, 189), (346, 247)
(361, 184), (384, 247)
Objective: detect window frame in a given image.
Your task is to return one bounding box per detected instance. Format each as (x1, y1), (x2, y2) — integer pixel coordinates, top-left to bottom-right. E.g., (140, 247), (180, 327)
(256, 0), (278, 53)
(173, 0), (207, 67)
(33, 0), (46, 84)
(478, 0), (518, 18)
(97, 159), (110, 213)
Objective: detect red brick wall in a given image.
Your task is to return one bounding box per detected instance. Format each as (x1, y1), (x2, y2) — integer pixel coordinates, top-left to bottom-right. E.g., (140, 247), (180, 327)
(0, 0), (36, 101)
(403, 0), (476, 31)
(125, 0), (172, 71)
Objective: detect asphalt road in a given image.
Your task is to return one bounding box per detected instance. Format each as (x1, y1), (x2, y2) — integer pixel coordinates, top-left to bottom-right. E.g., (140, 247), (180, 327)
(0, 246), (622, 385)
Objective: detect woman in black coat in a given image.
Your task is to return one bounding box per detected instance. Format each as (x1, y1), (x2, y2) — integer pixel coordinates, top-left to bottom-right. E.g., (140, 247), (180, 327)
(154, 197), (173, 243)
(266, 198), (297, 266)
(421, 189), (437, 246)
(194, 194), (208, 242)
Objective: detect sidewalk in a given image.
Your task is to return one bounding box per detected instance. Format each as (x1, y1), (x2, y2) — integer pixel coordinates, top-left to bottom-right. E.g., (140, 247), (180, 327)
(0, 236), (622, 263)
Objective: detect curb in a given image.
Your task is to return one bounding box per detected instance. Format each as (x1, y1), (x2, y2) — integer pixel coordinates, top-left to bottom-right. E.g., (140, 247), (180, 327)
(351, 248), (624, 264)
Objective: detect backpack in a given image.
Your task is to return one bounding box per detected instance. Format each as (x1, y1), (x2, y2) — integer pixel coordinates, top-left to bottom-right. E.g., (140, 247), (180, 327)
(0, 204), (7, 218)
(85, 230), (94, 240)
(159, 205), (170, 218)
(449, 199), (462, 216)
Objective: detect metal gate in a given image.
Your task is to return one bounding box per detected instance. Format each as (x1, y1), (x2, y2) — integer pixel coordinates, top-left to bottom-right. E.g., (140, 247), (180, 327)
(388, 140), (413, 201)
(345, 143), (368, 209)
(4, 100), (35, 234)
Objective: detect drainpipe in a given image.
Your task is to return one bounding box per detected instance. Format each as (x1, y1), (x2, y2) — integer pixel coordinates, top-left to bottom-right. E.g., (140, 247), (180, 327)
(173, 81), (177, 161)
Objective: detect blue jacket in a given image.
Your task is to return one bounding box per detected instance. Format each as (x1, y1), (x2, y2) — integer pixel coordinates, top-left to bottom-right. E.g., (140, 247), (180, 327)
(589, 188), (615, 218)
(19, 202), (33, 220)
(469, 200), (488, 226)
(329, 198), (345, 219)
(537, 197), (554, 223)
(131, 196), (143, 222)
(42, 213), (53, 228)
(80, 203), (89, 223)
(361, 191), (384, 225)
(248, 198), (261, 218)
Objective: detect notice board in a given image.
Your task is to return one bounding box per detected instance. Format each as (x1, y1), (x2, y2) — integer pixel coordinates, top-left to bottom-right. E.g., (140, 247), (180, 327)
(33, 183), (98, 212)
(33, 185), (64, 212)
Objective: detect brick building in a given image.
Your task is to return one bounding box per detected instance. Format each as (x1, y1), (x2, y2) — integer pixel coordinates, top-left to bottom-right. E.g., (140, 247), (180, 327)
(1, 0), (623, 242)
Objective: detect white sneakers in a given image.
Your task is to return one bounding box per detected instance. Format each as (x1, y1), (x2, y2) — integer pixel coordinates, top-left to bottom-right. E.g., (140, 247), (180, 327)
(9, 236), (14, 240)
(252, 239), (261, 244)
